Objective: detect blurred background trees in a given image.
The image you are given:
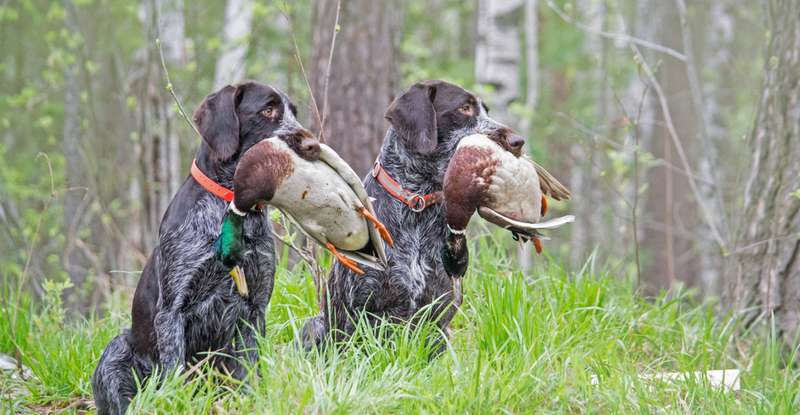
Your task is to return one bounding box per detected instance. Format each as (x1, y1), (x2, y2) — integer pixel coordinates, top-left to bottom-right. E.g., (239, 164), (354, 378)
(1, 0), (793, 338)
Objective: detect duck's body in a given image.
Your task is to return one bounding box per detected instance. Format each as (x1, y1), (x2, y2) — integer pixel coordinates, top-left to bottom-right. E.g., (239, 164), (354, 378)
(224, 136), (391, 274)
(443, 133), (573, 251)
(267, 139), (370, 251)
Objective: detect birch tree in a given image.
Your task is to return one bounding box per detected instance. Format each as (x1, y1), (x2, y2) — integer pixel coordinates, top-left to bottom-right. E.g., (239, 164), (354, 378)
(131, 0), (187, 252)
(475, 0), (526, 268)
(569, 0), (608, 266)
(214, 0), (254, 88)
(475, 0), (522, 122)
(62, 0), (87, 293)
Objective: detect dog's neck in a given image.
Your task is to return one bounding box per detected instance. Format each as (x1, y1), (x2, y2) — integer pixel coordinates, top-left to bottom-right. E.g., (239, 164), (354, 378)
(376, 128), (455, 195)
(194, 153), (237, 190)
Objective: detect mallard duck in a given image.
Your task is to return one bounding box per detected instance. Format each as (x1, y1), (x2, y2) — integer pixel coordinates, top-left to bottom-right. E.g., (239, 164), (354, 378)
(443, 133), (574, 253)
(216, 136), (393, 276)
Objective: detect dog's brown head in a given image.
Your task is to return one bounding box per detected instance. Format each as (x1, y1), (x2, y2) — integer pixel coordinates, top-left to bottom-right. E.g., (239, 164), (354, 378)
(193, 81), (320, 168)
(384, 80), (525, 157)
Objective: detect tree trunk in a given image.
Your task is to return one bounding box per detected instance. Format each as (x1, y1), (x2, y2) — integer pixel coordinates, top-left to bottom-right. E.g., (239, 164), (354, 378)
(517, 0), (538, 271)
(475, 0), (525, 267)
(310, 0), (400, 177)
(727, 0), (800, 344)
(156, 0), (185, 208)
(133, 0), (186, 253)
(569, 0), (608, 267)
(214, 0), (254, 88)
(475, 0), (522, 121)
(62, 0), (88, 296)
(690, 0), (737, 294)
(641, 1), (700, 293)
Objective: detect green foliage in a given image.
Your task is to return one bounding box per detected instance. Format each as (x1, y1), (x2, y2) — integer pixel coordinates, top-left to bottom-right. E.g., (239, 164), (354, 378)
(2, 235), (799, 412)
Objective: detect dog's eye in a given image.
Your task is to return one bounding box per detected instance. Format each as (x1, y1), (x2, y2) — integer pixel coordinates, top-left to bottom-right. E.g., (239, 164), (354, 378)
(458, 104), (474, 116)
(261, 106), (276, 119)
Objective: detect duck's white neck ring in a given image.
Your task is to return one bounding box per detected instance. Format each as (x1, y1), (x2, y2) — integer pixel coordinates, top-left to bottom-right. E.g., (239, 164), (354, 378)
(229, 202), (248, 217)
(447, 224), (467, 235)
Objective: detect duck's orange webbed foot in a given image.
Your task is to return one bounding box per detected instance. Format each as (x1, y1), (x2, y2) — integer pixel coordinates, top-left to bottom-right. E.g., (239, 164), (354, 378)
(326, 242), (365, 275)
(540, 195), (548, 217)
(357, 207), (394, 247)
(532, 237), (543, 254)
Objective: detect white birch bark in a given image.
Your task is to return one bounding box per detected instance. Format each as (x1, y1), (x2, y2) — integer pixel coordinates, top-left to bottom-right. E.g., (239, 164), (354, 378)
(695, 0), (736, 293)
(476, 0), (526, 269)
(475, 0), (523, 123)
(518, 0), (539, 271)
(62, 0), (86, 289)
(569, 0), (607, 266)
(155, 0), (185, 210)
(214, 0), (255, 88)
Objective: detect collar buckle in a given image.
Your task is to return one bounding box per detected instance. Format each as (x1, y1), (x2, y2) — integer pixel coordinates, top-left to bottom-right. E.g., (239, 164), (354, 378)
(408, 194), (426, 212)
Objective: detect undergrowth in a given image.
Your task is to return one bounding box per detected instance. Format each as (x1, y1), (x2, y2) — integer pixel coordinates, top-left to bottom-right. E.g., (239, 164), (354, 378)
(1, 236), (799, 414)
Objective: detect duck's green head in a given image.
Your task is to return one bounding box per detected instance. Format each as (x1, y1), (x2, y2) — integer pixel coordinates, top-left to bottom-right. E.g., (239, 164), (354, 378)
(214, 207), (246, 267)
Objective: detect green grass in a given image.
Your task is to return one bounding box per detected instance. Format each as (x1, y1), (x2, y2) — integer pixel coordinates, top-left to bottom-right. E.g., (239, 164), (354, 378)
(2, 237), (800, 414)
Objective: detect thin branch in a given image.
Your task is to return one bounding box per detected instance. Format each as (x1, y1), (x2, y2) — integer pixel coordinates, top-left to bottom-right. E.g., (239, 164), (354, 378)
(628, 44), (728, 253)
(555, 112), (715, 186)
(155, 37), (202, 138)
(278, 4), (323, 139)
(545, 0), (687, 61)
(11, 153), (57, 371)
(319, 0), (342, 143)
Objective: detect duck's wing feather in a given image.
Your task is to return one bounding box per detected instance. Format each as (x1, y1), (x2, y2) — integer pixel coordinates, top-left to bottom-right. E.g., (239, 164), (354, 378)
(277, 208), (387, 272)
(478, 206), (574, 232)
(527, 159), (571, 201)
(317, 144), (389, 267)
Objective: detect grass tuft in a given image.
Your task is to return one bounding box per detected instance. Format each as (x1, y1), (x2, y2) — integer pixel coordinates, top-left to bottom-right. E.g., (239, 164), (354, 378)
(2, 236), (799, 413)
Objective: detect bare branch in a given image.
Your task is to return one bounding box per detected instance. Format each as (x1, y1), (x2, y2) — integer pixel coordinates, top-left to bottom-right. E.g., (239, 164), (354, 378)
(319, 0), (342, 143)
(155, 37), (202, 139)
(545, 0), (687, 61)
(627, 42), (729, 253)
(278, 4), (323, 139)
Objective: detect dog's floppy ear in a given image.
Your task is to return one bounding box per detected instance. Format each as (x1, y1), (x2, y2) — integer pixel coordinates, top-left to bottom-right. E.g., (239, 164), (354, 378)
(385, 82), (438, 154)
(193, 85), (240, 161)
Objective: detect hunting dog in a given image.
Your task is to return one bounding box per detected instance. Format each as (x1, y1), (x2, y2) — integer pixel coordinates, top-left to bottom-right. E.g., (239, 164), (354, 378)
(92, 81), (319, 415)
(302, 80), (525, 348)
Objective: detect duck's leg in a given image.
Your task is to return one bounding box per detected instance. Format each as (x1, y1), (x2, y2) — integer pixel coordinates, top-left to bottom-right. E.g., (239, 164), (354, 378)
(356, 207), (394, 247)
(540, 195), (548, 217)
(325, 242), (365, 275)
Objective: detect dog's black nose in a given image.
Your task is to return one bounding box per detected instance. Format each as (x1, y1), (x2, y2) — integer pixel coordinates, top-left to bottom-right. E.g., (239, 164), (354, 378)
(508, 134), (525, 152)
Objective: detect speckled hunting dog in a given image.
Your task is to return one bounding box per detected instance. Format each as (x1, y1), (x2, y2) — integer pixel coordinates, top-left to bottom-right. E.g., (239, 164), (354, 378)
(92, 81), (320, 415)
(301, 80), (525, 348)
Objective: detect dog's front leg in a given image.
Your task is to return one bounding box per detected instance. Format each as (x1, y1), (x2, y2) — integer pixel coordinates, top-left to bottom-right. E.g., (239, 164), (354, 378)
(221, 312), (264, 380)
(154, 307), (186, 373)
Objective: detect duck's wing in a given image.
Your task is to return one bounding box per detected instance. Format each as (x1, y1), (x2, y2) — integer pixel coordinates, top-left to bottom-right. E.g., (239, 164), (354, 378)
(526, 159), (571, 201)
(478, 206), (574, 239)
(277, 208), (387, 272)
(317, 144), (389, 267)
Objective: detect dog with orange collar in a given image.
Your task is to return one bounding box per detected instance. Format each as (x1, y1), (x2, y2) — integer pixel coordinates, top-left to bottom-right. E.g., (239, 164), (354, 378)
(92, 81), (319, 415)
(301, 80), (529, 350)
